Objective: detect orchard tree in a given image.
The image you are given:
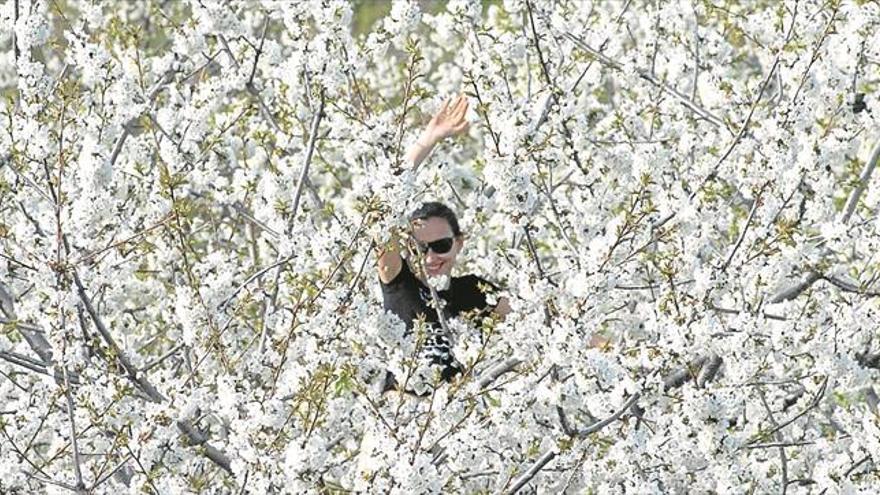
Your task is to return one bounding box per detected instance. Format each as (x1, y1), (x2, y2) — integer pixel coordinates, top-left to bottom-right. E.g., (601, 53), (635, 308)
(2, 0), (880, 492)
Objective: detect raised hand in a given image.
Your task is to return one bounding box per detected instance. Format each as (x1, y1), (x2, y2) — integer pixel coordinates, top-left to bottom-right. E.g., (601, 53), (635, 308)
(424, 94), (470, 143)
(405, 94), (471, 170)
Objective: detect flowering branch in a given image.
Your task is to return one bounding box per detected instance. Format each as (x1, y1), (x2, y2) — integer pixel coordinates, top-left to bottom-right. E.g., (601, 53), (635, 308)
(565, 33), (726, 130)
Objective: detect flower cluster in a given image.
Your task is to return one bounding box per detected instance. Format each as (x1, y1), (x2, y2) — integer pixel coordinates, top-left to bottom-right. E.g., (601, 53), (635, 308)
(1, 0), (880, 492)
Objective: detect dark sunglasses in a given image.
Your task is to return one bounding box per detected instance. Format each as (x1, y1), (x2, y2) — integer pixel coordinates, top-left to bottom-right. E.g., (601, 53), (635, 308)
(416, 237), (455, 255)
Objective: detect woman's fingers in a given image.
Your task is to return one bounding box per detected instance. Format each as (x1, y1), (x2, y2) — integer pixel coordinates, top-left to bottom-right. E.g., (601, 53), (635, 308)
(432, 95), (468, 131)
(440, 97), (452, 114)
(434, 98), (450, 121)
(453, 95), (467, 114)
(447, 97), (466, 122)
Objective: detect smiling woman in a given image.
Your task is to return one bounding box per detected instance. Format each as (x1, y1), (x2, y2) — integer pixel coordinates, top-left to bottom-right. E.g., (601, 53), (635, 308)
(410, 204), (462, 279)
(373, 96), (511, 395)
(377, 201), (509, 394)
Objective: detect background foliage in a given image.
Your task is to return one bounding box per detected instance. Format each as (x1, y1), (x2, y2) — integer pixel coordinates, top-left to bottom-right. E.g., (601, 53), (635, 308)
(2, 0), (880, 493)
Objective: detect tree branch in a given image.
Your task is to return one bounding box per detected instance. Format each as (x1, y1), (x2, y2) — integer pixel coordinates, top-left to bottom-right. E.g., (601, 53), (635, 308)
(503, 450), (557, 495)
(71, 268), (164, 403)
(770, 271), (822, 304)
(66, 271), (232, 473)
(758, 390), (788, 494)
(505, 393), (640, 494)
(217, 33), (326, 213)
(287, 90), (326, 235)
(696, 354), (723, 388)
(61, 364), (86, 493)
(476, 357), (523, 390)
(565, 33), (726, 129)
(822, 274), (880, 297)
(744, 376), (827, 447)
(176, 420), (233, 474)
(721, 183), (768, 272)
(109, 72), (175, 167)
(663, 355), (708, 390)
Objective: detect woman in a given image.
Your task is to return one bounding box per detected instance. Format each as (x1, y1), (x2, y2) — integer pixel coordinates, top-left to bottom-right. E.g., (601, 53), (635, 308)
(376, 95), (511, 394)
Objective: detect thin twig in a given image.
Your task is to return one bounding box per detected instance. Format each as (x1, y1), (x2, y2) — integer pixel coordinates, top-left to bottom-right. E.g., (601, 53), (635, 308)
(217, 33), (326, 213)
(109, 72), (174, 167)
(140, 343), (185, 373)
(758, 390), (788, 494)
(88, 454), (132, 491)
(61, 364), (86, 493)
(71, 268), (164, 403)
(217, 254), (296, 311)
(721, 182), (768, 272)
(247, 15), (271, 86)
(745, 376), (827, 446)
(476, 358), (523, 390)
(175, 420), (233, 473)
(770, 271), (822, 304)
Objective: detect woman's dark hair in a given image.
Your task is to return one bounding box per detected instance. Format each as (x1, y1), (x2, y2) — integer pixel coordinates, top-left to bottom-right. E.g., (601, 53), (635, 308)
(409, 201), (462, 236)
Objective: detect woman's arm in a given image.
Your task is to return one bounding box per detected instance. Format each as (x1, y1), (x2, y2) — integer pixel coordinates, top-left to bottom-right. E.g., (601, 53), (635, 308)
(376, 95), (470, 284)
(404, 95), (470, 170)
(376, 234), (404, 284)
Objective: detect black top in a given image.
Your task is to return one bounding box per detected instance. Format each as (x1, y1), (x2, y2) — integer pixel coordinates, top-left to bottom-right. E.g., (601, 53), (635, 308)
(380, 259), (499, 389)
(382, 259), (498, 329)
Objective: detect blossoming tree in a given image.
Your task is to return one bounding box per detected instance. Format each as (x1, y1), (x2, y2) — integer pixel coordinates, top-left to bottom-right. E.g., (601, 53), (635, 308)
(2, 0), (880, 492)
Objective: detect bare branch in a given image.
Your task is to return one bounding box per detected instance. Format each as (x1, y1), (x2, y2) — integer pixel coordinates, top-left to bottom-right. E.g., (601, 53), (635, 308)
(287, 90), (326, 235)
(26, 473), (81, 493)
(770, 271), (822, 304)
(707, 303), (788, 321)
(70, 270), (235, 473)
(71, 269), (164, 403)
(763, 138), (879, 305)
(578, 393), (641, 436)
(12, 0), (19, 61)
(696, 354), (723, 388)
(140, 343), (185, 374)
(758, 390), (788, 494)
(247, 16), (271, 86)
(176, 420), (233, 474)
(505, 393), (640, 494)
(88, 454), (132, 491)
(721, 183), (768, 272)
(0, 350), (54, 377)
(663, 355), (708, 390)
(744, 376), (827, 447)
(823, 274), (880, 297)
(844, 455), (872, 479)
(476, 358), (523, 390)
(745, 440), (814, 450)
(503, 450), (557, 495)
(61, 365), (86, 493)
(693, 49), (784, 195)
(109, 72), (175, 167)
(217, 254), (295, 311)
(217, 33), (326, 213)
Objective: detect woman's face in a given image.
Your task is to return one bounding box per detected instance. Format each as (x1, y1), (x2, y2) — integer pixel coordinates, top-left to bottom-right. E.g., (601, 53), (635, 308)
(411, 216), (463, 278)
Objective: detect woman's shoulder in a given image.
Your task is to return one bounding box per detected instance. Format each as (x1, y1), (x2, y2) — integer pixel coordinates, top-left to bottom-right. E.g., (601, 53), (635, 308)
(452, 273), (499, 293)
